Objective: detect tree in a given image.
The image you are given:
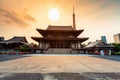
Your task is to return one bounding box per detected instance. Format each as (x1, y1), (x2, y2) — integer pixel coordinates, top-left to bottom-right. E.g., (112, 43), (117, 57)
(19, 45), (29, 52)
(112, 43), (120, 52)
(30, 43), (38, 48)
(81, 43), (86, 48)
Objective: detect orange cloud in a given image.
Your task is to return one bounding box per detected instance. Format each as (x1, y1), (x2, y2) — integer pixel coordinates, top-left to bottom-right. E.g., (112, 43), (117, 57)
(0, 8), (36, 27)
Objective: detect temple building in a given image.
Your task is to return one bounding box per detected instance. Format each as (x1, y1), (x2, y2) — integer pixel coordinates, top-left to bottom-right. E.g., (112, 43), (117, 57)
(0, 37), (4, 42)
(85, 40), (114, 55)
(0, 36), (28, 49)
(31, 8), (88, 53)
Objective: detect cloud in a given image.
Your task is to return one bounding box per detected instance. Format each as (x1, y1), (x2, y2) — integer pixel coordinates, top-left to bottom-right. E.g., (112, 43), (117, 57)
(0, 8), (36, 27)
(24, 14), (36, 22)
(22, 9), (36, 22)
(76, 0), (117, 20)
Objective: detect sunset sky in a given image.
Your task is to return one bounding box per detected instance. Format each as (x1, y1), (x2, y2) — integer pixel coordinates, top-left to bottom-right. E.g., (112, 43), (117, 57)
(0, 0), (120, 44)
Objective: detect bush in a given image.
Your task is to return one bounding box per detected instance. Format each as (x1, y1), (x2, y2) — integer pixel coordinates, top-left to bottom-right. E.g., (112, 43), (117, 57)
(112, 43), (120, 52)
(0, 52), (5, 54)
(112, 52), (120, 55)
(19, 45), (29, 52)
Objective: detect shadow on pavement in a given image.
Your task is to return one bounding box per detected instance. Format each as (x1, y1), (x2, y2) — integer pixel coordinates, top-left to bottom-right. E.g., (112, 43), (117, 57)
(0, 54), (29, 62)
(90, 55), (120, 62)
(0, 73), (120, 80)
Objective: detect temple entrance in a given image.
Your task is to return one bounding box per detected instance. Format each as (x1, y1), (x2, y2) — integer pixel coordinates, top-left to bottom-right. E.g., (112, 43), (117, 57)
(50, 42), (70, 48)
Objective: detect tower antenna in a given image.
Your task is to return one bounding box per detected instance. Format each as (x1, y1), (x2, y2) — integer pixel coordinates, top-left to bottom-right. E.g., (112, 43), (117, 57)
(73, 6), (76, 30)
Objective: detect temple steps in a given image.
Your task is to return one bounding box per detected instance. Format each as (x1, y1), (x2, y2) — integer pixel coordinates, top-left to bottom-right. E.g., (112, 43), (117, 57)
(44, 48), (77, 54)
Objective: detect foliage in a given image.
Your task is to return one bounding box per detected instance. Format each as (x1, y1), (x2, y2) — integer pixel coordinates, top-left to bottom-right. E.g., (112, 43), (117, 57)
(19, 45), (29, 52)
(111, 43), (120, 52)
(30, 43), (38, 48)
(81, 43), (86, 48)
(112, 52), (120, 55)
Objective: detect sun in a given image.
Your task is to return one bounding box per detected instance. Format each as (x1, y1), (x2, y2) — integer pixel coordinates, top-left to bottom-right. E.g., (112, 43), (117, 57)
(48, 8), (60, 22)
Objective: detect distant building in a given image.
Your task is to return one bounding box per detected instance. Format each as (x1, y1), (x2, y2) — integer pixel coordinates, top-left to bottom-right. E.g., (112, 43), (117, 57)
(85, 40), (114, 55)
(0, 37), (4, 41)
(114, 33), (120, 43)
(101, 36), (107, 43)
(0, 36), (28, 49)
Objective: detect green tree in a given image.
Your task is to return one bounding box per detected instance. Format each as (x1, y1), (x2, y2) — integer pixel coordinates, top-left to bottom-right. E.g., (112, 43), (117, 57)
(19, 45), (29, 52)
(30, 43), (38, 48)
(81, 43), (86, 48)
(112, 43), (120, 52)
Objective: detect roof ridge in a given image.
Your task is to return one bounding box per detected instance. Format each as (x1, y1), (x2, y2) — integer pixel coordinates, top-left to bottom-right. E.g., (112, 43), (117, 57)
(47, 25), (73, 30)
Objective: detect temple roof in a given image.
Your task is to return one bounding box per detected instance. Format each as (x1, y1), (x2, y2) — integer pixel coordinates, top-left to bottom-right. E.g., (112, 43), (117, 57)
(0, 37), (4, 41)
(47, 25), (73, 30)
(37, 29), (84, 37)
(31, 37), (88, 43)
(0, 36), (28, 44)
(85, 40), (114, 48)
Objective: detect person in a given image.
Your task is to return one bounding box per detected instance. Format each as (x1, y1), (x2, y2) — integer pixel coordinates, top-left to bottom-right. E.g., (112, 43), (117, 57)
(100, 50), (104, 56)
(109, 50), (111, 56)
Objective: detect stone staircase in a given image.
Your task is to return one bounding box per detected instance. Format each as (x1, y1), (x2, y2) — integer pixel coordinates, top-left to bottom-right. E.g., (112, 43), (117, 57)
(44, 48), (75, 54)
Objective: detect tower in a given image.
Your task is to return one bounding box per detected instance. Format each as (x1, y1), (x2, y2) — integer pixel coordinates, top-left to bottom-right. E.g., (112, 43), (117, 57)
(114, 33), (120, 43)
(73, 6), (76, 30)
(101, 36), (107, 43)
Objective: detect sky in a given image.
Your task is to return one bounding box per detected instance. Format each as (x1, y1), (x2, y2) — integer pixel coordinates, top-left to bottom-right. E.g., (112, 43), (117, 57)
(0, 0), (120, 44)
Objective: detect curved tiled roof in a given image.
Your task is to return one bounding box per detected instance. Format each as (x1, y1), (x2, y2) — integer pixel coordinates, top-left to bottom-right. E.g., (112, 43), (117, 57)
(47, 25), (73, 30)
(0, 37), (4, 41)
(36, 29), (84, 37)
(0, 36), (28, 44)
(86, 40), (114, 48)
(31, 37), (88, 43)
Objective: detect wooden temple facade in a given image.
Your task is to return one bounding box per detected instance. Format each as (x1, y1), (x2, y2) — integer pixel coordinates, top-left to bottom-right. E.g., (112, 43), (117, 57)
(31, 8), (89, 52)
(32, 25), (88, 50)
(84, 40), (114, 55)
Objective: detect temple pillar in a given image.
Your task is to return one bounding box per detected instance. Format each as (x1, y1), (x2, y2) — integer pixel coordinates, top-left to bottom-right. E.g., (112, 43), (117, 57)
(44, 43), (46, 49)
(77, 42), (78, 48)
(39, 42), (41, 48)
(39, 42), (40, 48)
(76, 43), (78, 49)
(74, 43), (75, 49)
(56, 42), (57, 48)
(42, 43), (44, 48)
(74, 43), (76, 49)
(75, 43), (77, 49)
(71, 43), (73, 48)
(75, 43), (77, 48)
(78, 42), (81, 48)
(80, 43), (82, 48)
(63, 42), (64, 48)
(44, 43), (45, 48)
(78, 42), (80, 48)
(42, 42), (43, 48)
(46, 43), (49, 48)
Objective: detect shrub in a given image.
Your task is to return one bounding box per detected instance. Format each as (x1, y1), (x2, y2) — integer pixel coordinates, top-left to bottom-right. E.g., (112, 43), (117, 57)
(112, 43), (120, 52)
(112, 52), (120, 55)
(19, 45), (29, 52)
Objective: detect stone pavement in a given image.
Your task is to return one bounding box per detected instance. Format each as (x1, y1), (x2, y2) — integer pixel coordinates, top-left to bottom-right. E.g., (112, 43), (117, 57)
(0, 73), (120, 80)
(0, 54), (120, 80)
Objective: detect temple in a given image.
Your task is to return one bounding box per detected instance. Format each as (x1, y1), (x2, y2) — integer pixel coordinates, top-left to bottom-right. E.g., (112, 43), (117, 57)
(0, 36), (28, 50)
(31, 8), (89, 53)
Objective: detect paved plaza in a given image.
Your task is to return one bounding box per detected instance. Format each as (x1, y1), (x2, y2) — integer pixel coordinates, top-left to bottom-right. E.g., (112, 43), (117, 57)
(0, 54), (120, 80)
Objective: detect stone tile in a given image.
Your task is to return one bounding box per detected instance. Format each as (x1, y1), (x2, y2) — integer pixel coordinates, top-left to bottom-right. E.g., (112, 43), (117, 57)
(0, 55), (120, 73)
(0, 73), (43, 80)
(1, 73), (120, 80)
